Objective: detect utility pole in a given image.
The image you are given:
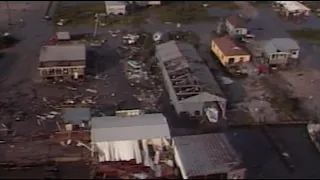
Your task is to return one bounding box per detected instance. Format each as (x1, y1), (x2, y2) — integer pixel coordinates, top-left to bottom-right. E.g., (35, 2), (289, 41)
(93, 13), (99, 37)
(5, 1), (12, 28)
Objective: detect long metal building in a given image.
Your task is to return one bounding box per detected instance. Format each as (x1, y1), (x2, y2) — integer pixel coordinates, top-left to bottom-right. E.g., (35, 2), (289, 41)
(156, 40), (226, 123)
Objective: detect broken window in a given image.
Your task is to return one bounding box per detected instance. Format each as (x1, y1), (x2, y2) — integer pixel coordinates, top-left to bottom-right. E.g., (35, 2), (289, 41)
(42, 69), (48, 76)
(48, 69), (54, 75)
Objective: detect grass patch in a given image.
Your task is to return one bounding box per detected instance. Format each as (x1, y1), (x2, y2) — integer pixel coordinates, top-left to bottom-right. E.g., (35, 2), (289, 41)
(52, 1), (237, 27)
(152, 2), (229, 24)
(53, 3), (146, 27)
(287, 28), (320, 41)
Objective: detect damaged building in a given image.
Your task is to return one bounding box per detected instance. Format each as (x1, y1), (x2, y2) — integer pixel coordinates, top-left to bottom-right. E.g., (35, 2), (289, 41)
(38, 44), (86, 81)
(155, 40), (226, 123)
(90, 113), (171, 171)
(173, 133), (246, 179)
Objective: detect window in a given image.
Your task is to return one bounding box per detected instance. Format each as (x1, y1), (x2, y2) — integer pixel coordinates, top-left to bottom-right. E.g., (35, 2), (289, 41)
(194, 110), (200, 116)
(239, 57), (244, 63)
(292, 51), (297, 55)
(228, 57), (235, 64)
(272, 54), (275, 59)
(48, 69), (54, 75)
(56, 69), (62, 75)
(235, 29), (240, 34)
(41, 69), (48, 75)
(63, 68), (69, 74)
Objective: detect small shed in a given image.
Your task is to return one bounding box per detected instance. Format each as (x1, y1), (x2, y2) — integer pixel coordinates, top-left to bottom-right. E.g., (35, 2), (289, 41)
(56, 32), (71, 41)
(104, 1), (128, 15)
(61, 108), (91, 131)
(173, 133), (245, 179)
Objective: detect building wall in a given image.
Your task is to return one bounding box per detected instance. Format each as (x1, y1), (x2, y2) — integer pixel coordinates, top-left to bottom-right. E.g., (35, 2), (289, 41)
(290, 49), (299, 59)
(211, 41), (251, 66)
(225, 21), (248, 37)
(265, 52), (290, 65)
(38, 66), (85, 79)
(105, 4), (127, 15)
(179, 101), (204, 116)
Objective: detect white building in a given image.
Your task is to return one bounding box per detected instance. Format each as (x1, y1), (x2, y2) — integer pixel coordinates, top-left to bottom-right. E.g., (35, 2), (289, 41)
(225, 15), (248, 37)
(105, 1), (128, 15)
(275, 1), (311, 17)
(90, 113), (171, 168)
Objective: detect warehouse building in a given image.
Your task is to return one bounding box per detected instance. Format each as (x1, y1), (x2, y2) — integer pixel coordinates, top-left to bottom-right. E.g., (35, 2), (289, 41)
(90, 113), (171, 167)
(156, 40), (226, 123)
(104, 1), (128, 15)
(173, 133), (246, 179)
(38, 44), (86, 81)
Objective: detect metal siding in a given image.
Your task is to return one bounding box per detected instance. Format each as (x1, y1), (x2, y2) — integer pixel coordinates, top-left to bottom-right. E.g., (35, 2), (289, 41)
(179, 101), (204, 116)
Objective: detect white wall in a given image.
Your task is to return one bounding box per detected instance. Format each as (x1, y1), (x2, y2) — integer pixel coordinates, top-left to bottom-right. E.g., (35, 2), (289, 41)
(290, 49), (299, 59)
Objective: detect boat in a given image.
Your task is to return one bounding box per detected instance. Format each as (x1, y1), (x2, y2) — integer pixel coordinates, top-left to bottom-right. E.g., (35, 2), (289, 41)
(307, 122), (320, 152)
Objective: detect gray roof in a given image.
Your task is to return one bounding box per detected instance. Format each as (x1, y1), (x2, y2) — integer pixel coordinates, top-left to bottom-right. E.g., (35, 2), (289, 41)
(261, 38), (299, 54)
(173, 133), (240, 178)
(105, 1), (128, 6)
(155, 40), (225, 102)
(91, 113), (171, 142)
(39, 44), (86, 62)
(62, 108), (91, 124)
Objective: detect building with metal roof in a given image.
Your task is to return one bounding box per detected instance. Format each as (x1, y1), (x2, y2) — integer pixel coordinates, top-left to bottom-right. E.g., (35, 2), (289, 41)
(260, 38), (300, 65)
(39, 44), (86, 62)
(90, 113), (171, 164)
(275, 1), (310, 16)
(38, 44), (86, 81)
(173, 133), (245, 179)
(155, 40), (226, 123)
(91, 113), (171, 142)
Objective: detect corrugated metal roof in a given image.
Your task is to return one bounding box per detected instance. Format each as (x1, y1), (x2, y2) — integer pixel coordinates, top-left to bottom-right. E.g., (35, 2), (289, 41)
(39, 44), (86, 62)
(262, 38), (299, 54)
(173, 133), (240, 178)
(62, 108), (91, 124)
(91, 113), (171, 142)
(155, 40), (225, 102)
(156, 41), (202, 63)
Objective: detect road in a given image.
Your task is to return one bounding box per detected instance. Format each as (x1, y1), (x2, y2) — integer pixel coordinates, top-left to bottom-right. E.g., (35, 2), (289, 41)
(0, 1), (53, 89)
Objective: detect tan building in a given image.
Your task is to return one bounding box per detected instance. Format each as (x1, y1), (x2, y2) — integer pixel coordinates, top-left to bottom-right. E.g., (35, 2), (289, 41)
(38, 44), (86, 81)
(211, 36), (251, 66)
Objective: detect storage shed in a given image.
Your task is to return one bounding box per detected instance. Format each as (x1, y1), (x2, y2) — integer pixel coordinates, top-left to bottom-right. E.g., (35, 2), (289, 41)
(156, 40), (226, 123)
(104, 1), (128, 15)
